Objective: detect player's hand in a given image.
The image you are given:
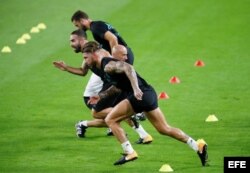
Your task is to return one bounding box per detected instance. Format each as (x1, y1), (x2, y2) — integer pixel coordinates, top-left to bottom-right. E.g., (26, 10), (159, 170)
(88, 96), (100, 105)
(53, 61), (67, 71)
(134, 88), (143, 100)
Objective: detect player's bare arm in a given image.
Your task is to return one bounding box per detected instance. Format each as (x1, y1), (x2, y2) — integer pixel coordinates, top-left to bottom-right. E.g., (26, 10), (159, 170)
(104, 31), (118, 52)
(80, 61), (89, 76)
(104, 61), (143, 100)
(99, 85), (122, 99)
(53, 61), (67, 71)
(53, 61), (89, 76)
(88, 85), (121, 105)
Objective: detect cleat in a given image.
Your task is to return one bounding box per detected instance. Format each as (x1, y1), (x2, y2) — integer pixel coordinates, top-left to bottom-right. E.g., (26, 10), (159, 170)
(197, 143), (208, 166)
(75, 121), (87, 138)
(114, 151), (138, 165)
(106, 128), (114, 136)
(136, 135), (153, 144)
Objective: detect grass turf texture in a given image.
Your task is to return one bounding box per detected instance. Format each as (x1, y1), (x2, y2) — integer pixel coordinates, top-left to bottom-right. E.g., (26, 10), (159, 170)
(0, 0), (250, 172)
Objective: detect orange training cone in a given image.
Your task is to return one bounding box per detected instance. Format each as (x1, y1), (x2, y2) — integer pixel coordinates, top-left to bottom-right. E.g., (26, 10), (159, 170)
(158, 92), (169, 99)
(169, 76), (180, 84)
(194, 60), (205, 67)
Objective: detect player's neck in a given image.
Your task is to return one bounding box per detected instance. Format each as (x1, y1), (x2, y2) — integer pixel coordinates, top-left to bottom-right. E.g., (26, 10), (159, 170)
(95, 56), (103, 69)
(86, 20), (93, 29)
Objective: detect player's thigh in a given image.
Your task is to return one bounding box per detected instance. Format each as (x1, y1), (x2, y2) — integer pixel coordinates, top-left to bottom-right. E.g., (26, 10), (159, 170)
(145, 108), (170, 133)
(106, 99), (135, 123)
(93, 93), (118, 112)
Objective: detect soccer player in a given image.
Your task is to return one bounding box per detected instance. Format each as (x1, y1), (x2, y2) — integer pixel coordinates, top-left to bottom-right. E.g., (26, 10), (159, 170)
(75, 44), (153, 144)
(71, 10), (134, 64)
(53, 30), (152, 144)
(53, 29), (104, 110)
(81, 41), (209, 166)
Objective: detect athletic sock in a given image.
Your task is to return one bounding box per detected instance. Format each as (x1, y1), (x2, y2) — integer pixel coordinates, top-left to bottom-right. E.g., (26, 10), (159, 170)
(133, 124), (148, 138)
(121, 141), (134, 154)
(187, 137), (198, 151)
(80, 120), (88, 127)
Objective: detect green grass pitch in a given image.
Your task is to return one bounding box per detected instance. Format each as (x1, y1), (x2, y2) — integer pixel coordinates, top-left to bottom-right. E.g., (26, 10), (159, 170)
(0, 0), (250, 172)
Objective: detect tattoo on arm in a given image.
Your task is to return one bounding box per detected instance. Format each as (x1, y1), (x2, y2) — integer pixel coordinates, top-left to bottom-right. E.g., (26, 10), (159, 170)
(99, 85), (121, 99)
(125, 65), (140, 91)
(104, 61), (140, 93)
(104, 61), (127, 73)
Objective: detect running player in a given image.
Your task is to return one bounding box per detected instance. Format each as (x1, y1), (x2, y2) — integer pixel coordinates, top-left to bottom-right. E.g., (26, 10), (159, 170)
(81, 41), (209, 166)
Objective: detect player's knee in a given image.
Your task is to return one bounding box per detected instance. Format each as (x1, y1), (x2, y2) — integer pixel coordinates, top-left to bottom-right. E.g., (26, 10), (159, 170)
(157, 126), (171, 135)
(104, 117), (111, 126)
(105, 116), (117, 127)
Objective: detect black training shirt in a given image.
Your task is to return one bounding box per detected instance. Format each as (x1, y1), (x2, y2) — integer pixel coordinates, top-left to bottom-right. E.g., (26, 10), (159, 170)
(90, 21), (128, 53)
(100, 57), (150, 92)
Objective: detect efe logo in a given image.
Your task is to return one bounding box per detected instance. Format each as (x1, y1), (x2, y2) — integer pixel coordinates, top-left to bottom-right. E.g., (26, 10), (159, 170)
(224, 157), (250, 173)
(228, 161), (246, 168)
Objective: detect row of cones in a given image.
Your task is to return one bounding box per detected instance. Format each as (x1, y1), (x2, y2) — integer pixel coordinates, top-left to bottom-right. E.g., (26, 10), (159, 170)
(170, 60), (205, 83)
(158, 60), (205, 99)
(158, 91), (219, 121)
(1, 23), (47, 53)
(164, 60), (205, 85)
(157, 60), (214, 172)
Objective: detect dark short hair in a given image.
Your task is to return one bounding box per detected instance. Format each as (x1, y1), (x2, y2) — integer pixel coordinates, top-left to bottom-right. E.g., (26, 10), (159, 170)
(82, 41), (101, 53)
(71, 29), (87, 39)
(71, 10), (89, 21)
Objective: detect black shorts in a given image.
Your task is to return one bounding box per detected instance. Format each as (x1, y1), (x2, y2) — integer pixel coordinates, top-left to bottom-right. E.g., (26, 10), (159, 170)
(127, 85), (158, 113)
(93, 92), (127, 112)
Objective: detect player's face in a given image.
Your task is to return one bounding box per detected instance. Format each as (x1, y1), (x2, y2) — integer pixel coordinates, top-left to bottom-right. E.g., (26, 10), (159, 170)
(73, 19), (87, 31)
(113, 50), (128, 62)
(83, 52), (94, 68)
(70, 34), (86, 53)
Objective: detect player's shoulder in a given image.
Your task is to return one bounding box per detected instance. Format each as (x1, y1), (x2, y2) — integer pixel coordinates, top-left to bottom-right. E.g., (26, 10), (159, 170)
(102, 57), (115, 63)
(101, 57), (117, 67)
(91, 21), (106, 27)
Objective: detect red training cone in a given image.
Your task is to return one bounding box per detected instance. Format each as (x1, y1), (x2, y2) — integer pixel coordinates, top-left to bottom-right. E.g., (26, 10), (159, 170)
(169, 76), (180, 84)
(194, 60), (205, 67)
(158, 92), (169, 99)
